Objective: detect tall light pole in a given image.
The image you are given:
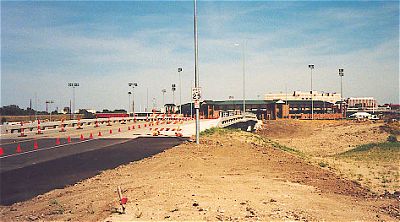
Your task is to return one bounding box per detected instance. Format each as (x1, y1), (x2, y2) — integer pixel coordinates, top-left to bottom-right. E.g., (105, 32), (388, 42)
(162, 89), (166, 113)
(68, 82), (79, 120)
(339, 68), (344, 116)
(172, 84), (176, 110)
(45, 100), (54, 121)
(178, 67), (183, 114)
(234, 42), (246, 116)
(152, 97), (156, 111)
(128, 92), (132, 114)
(308, 64), (315, 120)
(194, 0), (200, 144)
(128, 82), (138, 116)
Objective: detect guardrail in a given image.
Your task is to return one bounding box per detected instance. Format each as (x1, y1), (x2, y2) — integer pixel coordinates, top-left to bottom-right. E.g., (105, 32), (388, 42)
(1, 115), (192, 134)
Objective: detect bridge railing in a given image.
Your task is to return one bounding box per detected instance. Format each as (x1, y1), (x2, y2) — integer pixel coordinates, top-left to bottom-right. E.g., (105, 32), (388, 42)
(217, 112), (257, 128)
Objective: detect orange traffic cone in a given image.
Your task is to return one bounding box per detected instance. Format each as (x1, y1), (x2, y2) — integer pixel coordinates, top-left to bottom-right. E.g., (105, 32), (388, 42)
(132, 125), (135, 129)
(118, 128), (121, 133)
(34, 140), (38, 149)
(16, 144), (22, 153)
(89, 133), (94, 139)
(98, 131), (102, 136)
(0, 147), (4, 156)
(110, 129), (113, 134)
(56, 138), (60, 145)
(80, 134), (84, 141)
(138, 125), (141, 129)
(128, 126), (131, 130)
(67, 136), (71, 143)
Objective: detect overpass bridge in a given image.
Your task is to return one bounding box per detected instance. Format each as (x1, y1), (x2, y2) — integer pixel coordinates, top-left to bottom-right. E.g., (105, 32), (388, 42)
(217, 112), (259, 131)
(1, 112), (259, 137)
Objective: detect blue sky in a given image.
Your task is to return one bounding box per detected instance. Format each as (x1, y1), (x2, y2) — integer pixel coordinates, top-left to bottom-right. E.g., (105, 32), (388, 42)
(1, 1), (399, 111)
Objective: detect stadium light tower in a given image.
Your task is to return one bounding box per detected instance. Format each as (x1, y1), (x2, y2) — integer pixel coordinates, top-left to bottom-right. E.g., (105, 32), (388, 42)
(172, 84), (176, 106)
(45, 100), (54, 121)
(308, 64), (315, 120)
(128, 92), (132, 114)
(128, 82), (138, 116)
(68, 82), (79, 120)
(339, 68), (344, 100)
(339, 68), (344, 115)
(178, 67), (183, 114)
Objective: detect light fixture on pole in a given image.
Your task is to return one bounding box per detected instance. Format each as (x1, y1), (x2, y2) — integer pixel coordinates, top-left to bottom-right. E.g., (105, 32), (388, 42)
(128, 82), (138, 116)
(234, 42), (246, 116)
(308, 64), (315, 120)
(178, 67), (183, 114)
(68, 82), (79, 120)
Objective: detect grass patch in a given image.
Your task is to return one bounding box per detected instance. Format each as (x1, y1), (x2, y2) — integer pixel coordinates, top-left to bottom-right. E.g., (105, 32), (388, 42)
(319, 162), (328, 168)
(200, 127), (241, 136)
(270, 141), (305, 157)
(338, 142), (400, 161)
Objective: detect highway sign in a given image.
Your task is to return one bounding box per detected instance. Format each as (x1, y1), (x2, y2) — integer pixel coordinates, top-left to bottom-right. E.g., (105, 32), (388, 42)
(192, 87), (202, 101)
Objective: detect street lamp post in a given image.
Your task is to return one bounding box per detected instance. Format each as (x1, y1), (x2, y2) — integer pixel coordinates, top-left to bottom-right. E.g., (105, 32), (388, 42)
(339, 68), (344, 116)
(68, 82), (79, 120)
(308, 64), (315, 120)
(128, 82), (138, 116)
(234, 42), (246, 116)
(178, 67), (183, 114)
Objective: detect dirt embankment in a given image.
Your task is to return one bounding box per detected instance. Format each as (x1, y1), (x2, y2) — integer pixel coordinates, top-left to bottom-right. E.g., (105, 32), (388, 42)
(1, 129), (398, 221)
(259, 120), (391, 157)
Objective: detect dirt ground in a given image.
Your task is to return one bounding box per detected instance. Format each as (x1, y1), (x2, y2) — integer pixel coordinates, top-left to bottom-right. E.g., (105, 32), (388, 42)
(258, 119), (400, 195)
(1, 125), (399, 221)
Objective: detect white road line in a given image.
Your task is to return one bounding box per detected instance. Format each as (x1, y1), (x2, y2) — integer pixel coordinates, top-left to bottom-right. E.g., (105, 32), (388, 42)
(0, 133), (121, 159)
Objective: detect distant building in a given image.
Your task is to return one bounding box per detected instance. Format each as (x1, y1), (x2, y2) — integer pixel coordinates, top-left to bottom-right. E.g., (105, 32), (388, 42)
(346, 97), (377, 108)
(181, 99), (343, 120)
(264, 91), (341, 104)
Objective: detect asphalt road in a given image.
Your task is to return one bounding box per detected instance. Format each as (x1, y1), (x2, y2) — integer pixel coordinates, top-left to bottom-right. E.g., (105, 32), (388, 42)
(0, 137), (185, 205)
